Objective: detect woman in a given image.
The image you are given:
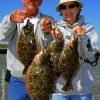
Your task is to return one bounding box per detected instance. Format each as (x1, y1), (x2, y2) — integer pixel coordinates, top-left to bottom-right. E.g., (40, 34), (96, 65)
(51, 0), (99, 100)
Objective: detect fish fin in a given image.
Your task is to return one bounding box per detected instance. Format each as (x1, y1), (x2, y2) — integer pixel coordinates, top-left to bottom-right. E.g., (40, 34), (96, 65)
(23, 66), (29, 74)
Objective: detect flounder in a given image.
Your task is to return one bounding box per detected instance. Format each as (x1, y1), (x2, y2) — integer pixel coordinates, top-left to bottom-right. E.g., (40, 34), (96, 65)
(25, 49), (54, 100)
(49, 34), (64, 77)
(58, 34), (80, 91)
(25, 32), (64, 100)
(16, 19), (37, 74)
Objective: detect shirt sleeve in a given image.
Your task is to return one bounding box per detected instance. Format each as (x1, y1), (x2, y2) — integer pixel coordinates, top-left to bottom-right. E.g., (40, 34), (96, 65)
(78, 24), (99, 65)
(36, 16), (54, 49)
(0, 14), (17, 41)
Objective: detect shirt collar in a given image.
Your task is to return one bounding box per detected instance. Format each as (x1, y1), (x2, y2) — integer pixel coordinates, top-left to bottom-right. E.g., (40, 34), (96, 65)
(57, 15), (85, 28)
(26, 11), (41, 19)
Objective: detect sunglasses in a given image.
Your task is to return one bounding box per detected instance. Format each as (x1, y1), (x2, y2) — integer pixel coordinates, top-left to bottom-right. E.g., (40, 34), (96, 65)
(60, 3), (77, 10)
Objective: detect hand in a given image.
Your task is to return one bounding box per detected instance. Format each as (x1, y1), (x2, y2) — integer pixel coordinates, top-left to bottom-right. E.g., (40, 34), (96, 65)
(40, 17), (52, 33)
(10, 9), (27, 23)
(51, 28), (63, 39)
(73, 25), (85, 36)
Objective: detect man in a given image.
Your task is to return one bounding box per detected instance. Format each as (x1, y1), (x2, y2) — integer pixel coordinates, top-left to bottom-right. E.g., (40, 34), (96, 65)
(0, 0), (53, 99)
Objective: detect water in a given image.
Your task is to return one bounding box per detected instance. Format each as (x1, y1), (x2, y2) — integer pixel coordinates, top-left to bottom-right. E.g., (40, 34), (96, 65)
(92, 62), (100, 100)
(0, 54), (7, 100)
(0, 54), (100, 100)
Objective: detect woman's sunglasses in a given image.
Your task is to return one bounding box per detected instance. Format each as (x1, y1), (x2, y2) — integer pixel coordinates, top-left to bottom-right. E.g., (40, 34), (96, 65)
(60, 3), (77, 10)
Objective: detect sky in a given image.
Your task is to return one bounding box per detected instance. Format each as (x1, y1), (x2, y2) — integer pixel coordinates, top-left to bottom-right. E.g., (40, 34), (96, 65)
(0, 0), (100, 45)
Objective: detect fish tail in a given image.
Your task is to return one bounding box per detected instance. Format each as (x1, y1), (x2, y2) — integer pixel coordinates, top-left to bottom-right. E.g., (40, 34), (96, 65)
(62, 80), (73, 91)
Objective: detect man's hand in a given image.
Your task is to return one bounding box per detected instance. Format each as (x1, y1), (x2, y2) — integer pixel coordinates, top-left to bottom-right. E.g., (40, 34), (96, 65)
(10, 9), (27, 23)
(73, 25), (85, 36)
(40, 17), (52, 33)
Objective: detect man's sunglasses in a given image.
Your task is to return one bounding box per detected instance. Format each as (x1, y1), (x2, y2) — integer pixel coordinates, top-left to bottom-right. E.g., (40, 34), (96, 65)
(60, 3), (77, 10)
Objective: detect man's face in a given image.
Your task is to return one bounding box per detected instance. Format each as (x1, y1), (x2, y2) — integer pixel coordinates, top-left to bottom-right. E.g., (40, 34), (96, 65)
(22, 0), (42, 11)
(22, 0), (42, 16)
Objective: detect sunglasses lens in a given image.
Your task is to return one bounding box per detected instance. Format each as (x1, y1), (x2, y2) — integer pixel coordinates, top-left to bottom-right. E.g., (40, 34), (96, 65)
(68, 4), (76, 8)
(60, 4), (76, 10)
(60, 5), (66, 10)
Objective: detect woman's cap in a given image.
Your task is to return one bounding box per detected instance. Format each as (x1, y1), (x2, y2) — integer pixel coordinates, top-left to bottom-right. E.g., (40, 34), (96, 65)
(56, 0), (83, 12)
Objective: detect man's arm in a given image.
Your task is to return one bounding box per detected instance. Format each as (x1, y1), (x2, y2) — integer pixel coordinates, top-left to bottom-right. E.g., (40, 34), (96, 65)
(0, 14), (17, 41)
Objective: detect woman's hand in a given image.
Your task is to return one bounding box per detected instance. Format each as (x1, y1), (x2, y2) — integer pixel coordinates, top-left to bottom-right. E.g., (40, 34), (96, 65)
(51, 28), (63, 39)
(73, 25), (85, 36)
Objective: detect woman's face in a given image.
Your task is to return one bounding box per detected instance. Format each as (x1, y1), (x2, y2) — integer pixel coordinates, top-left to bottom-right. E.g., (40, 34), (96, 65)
(22, 0), (42, 17)
(60, 2), (80, 24)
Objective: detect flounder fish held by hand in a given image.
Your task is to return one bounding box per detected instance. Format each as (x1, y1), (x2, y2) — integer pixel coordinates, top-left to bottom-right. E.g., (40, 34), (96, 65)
(49, 32), (64, 77)
(25, 48), (54, 100)
(16, 19), (37, 74)
(58, 34), (80, 91)
(25, 31), (64, 100)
